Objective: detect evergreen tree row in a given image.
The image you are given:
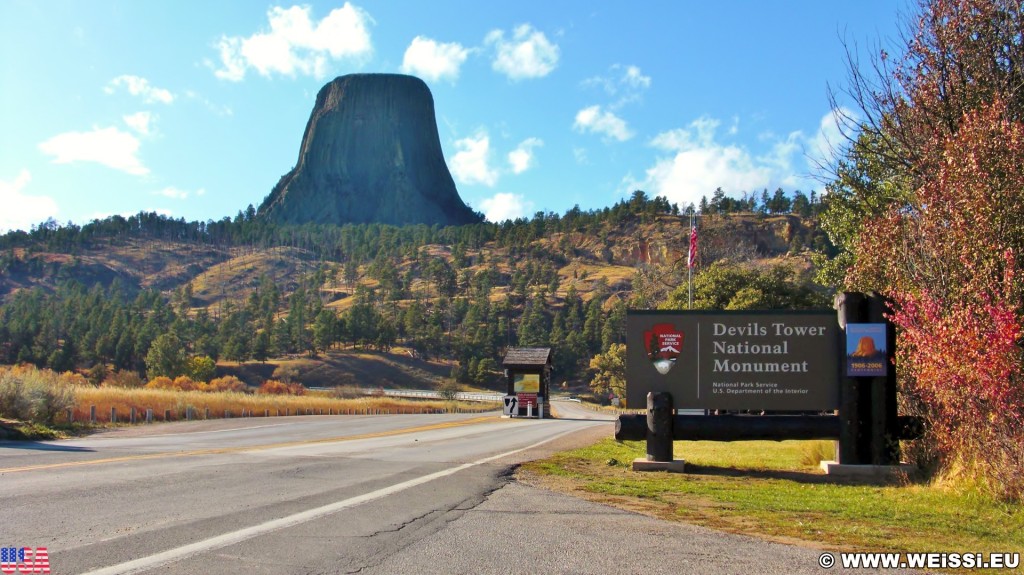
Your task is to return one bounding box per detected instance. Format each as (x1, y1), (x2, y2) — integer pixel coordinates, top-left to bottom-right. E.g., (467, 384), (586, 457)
(1, 188), (820, 262)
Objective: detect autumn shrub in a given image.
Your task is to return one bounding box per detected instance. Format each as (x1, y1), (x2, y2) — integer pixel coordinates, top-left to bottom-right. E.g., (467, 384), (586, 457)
(102, 370), (144, 388)
(203, 376), (248, 393)
(890, 286), (1024, 499)
(0, 365), (76, 424)
(257, 379), (306, 395)
(144, 375), (201, 392)
(850, 102), (1024, 500)
(60, 371), (90, 387)
(144, 376), (175, 390)
(172, 376), (198, 391)
(0, 369), (32, 420)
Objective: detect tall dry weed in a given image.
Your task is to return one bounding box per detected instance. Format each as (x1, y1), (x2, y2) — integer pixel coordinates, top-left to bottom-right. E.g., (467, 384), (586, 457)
(0, 365), (76, 424)
(72, 386), (493, 423)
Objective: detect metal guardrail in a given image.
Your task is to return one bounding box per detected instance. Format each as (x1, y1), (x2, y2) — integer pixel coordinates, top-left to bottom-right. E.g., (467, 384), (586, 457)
(307, 387), (504, 402)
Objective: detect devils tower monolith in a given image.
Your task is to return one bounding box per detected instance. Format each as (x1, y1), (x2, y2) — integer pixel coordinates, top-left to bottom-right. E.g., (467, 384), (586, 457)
(258, 74), (481, 227)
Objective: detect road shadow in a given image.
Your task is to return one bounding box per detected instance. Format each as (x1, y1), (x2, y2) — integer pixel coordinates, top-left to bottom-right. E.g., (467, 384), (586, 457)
(682, 463), (917, 486)
(0, 441), (95, 452)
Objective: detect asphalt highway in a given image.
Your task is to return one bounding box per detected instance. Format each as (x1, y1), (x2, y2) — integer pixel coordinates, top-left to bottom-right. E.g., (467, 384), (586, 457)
(0, 401), (914, 574)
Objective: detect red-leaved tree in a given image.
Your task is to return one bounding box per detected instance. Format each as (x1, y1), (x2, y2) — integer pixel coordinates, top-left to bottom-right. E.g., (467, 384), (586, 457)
(850, 101), (1024, 498)
(824, 0), (1024, 499)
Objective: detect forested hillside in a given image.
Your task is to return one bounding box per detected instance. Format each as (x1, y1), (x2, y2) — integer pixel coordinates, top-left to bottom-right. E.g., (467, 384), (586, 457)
(0, 190), (830, 388)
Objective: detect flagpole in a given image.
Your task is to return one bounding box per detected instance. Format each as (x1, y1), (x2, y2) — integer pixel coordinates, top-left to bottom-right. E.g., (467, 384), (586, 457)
(688, 208), (694, 310)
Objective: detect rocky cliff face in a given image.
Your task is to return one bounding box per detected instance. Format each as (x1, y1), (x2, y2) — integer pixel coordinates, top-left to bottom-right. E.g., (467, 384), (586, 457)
(258, 74), (481, 227)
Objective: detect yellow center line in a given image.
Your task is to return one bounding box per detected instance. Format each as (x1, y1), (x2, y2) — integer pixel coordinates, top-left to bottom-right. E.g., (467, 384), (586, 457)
(0, 415), (514, 474)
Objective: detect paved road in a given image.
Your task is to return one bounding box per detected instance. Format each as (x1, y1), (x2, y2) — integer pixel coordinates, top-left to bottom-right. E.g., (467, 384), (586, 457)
(0, 402), (912, 574)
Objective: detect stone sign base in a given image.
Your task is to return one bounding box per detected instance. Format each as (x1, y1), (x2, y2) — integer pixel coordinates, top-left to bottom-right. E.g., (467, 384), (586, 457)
(632, 458), (687, 473)
(820, 460), (916, 481)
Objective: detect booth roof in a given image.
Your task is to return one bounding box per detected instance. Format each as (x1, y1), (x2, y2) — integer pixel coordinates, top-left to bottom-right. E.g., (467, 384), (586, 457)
(502, 347), (552, 367)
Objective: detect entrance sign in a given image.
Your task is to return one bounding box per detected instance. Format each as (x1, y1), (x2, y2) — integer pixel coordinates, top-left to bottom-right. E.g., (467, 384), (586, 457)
(621, 294), (913, 471)
(627, 311), (840, 410)
(516, 393), (538, 407)
(514, 373), (540, 393)
(514, 373), (540, 408)
(846, 323), (887, 377)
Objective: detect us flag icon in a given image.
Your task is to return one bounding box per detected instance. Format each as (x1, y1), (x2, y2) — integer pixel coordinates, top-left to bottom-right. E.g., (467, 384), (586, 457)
(0, 547), (50, 574)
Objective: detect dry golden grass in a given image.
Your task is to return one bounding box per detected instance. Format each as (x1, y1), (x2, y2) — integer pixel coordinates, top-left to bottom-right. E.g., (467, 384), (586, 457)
(68, 386), (494, 424)
(324, 296), (357, 312)
(190, 246), (317, 303)
(550, 263), (635, 301)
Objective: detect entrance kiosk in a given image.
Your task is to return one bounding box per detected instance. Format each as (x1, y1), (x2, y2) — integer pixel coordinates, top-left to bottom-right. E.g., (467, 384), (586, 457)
(502, 347), (552, 418)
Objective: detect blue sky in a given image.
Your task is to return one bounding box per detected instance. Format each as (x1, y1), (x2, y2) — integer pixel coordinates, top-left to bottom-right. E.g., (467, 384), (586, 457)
(0, 1), (905, 232)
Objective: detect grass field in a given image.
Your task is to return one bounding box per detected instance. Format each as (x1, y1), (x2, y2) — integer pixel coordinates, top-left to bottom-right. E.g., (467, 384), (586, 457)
(521, 438), (1023, 573)
(68, 386), (495, 424)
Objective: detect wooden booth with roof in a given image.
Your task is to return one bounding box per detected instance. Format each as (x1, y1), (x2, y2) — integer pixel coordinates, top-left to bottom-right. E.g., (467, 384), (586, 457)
(502, 347), (552, 418)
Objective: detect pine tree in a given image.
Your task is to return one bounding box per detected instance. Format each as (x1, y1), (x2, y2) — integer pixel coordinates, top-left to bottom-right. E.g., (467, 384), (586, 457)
(145, 333), (187, 379)
(313, 309), (339, 353)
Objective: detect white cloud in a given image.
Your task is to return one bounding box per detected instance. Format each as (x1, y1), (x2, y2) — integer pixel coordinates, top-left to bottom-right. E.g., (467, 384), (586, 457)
(123, 111), (153, 135)
(761, 131), (803, 176)
(485, 24), (559, 80)
(582, 64), (651, 109)
(507, 137), (543, 174)
(573, 105), (633, 142)
(400, 36), (470, 83)
(105, 75), (174, 104)
(621, 65), (651, 90)
(214, 37), (248, 82)
(653, 116), (721, 149)
(38, 127), (148, 175)
(0, 170), (59, 233)
(153, 186), (204, 200)
(450, 132), (499, 186)
(213, 3), (373, 81)
(629, 115), (817, 208)
(480, 192), (533, 222)
(810, 107), (857, 174)
(626, 112), (854, 208)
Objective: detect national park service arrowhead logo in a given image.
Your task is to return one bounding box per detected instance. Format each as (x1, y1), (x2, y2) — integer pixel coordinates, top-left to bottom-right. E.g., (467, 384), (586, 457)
(644, 323), (683, 375)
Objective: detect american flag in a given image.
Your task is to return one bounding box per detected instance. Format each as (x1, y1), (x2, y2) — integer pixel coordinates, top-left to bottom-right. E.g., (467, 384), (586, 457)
(0, 547), (49, 574)
(687, 226), (698, 269)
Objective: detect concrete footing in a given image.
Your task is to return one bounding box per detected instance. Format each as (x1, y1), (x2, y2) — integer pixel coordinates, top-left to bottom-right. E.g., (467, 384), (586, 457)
(820, 460), (916, 480)
(632, 458), (687, 473)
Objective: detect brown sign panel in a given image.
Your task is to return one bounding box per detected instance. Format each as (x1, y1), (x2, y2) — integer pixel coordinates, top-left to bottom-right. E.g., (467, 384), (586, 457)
(626, 311), (840, 411)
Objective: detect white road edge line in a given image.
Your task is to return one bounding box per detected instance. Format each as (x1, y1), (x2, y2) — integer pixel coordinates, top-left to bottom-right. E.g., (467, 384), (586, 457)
(79, 423), (596, 575)
(83, 422), (297, 440)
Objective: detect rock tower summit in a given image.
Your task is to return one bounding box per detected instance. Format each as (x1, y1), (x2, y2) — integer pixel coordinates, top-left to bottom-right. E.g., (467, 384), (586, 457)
(259, 73), (481, 227)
